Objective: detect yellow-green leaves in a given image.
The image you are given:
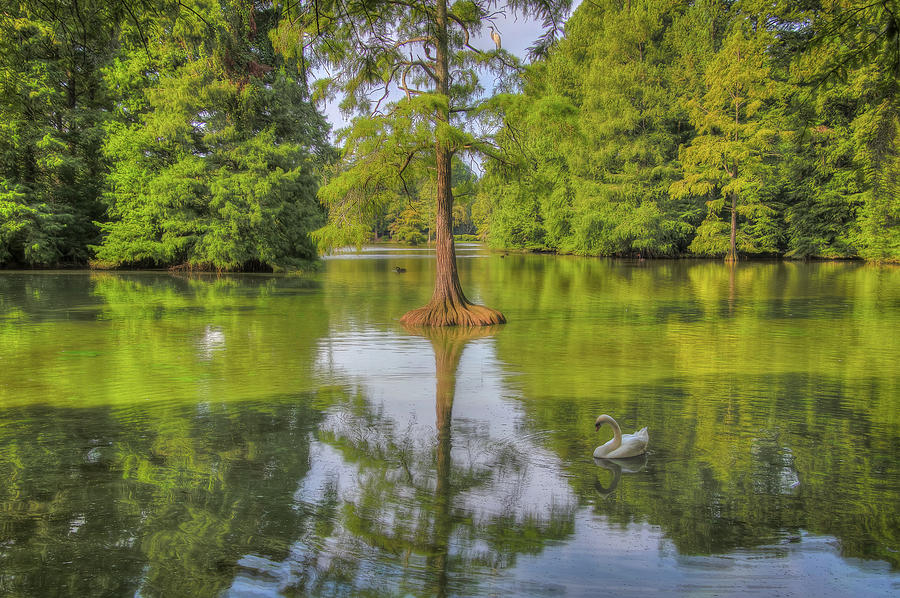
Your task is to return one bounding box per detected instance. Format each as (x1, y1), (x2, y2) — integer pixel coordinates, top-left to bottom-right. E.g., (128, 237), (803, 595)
(671, 20), (781, 258)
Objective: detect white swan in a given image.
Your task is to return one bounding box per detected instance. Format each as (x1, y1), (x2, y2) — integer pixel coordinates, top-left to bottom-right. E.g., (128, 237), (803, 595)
(593, 414), (649, 458)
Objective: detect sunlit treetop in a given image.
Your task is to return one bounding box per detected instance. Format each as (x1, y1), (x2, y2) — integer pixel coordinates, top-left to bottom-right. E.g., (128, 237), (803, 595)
(272, 0), (571, 117)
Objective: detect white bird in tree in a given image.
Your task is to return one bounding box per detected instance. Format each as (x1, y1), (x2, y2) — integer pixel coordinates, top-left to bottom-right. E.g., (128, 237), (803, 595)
(489, 26), (501, 50)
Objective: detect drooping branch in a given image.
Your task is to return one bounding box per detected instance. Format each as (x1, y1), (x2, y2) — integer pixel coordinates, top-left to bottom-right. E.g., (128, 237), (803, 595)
(397, 150), (417, 198)
(446, 12), (482, 54)
(399, 64), (427, 98)
(372, 63), (405, 114)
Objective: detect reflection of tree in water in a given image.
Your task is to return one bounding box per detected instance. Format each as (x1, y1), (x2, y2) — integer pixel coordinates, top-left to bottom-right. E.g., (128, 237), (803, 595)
(268, 326), (576, 596)
(535, 389), (899, 567)
(0, 397), (325, 597)
(488, 258), (900, 568)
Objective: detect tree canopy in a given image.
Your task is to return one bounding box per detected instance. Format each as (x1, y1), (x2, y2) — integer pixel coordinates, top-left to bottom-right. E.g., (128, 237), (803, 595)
(94, 1), (332, 271)
(0, 0), (332, 271)
(477, 0), (899, 262)
(271, 0), (571, 324)
(0, 0), (896, 269)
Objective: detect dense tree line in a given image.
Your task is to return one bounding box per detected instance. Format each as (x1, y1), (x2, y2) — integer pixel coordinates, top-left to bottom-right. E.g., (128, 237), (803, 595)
(0, 0), (331, 270)
(477, 0), (898, 262)
(1, 0), (896, 270)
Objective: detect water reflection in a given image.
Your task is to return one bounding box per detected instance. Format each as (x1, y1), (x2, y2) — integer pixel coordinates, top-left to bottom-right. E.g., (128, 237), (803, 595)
(0, 259), (898, 596)
(0, 398), (324, 597)
(593, 455), (648, 498)
(228, 325), (577, 596)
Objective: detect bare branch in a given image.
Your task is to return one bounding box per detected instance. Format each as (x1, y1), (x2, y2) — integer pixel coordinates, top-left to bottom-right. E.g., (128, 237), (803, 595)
(393, 35), (436, 50)
(446, 12), (483, 54)
(399, 65), (426, 97)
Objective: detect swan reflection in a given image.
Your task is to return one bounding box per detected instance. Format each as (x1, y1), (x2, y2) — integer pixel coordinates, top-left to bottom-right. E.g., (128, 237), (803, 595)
(593, 454), (648, 497)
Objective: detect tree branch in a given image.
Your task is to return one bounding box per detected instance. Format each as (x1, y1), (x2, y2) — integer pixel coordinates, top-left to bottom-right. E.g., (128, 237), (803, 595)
(446, 12), (482, 54)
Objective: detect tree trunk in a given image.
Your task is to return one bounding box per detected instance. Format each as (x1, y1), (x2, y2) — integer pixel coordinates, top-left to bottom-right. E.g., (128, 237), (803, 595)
(400, 0), (505, 327)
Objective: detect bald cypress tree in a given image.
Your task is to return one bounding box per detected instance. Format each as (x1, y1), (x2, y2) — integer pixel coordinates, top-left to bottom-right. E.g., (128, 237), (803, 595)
(275, 0), (571, 325)
(669, 21), (780, 263)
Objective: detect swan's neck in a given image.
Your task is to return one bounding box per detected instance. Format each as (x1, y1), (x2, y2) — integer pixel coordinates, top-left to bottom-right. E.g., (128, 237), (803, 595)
(600, 416), (622, 449)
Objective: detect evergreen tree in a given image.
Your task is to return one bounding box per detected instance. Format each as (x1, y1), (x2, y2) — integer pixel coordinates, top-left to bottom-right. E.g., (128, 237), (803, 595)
(0, 0), (121, 266)
(94, 1), (332, 271)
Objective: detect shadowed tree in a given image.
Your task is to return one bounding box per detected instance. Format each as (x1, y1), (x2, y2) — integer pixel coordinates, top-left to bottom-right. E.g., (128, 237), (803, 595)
(273, 0), (570, 325)
(0, 0), (126, 265)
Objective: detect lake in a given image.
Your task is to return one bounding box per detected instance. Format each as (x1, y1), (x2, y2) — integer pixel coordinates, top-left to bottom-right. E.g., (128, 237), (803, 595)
(1, 245), (898, 597)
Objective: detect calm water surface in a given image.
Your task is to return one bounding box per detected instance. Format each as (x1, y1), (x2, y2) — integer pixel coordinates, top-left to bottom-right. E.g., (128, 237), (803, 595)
(1, 245), (898, 597)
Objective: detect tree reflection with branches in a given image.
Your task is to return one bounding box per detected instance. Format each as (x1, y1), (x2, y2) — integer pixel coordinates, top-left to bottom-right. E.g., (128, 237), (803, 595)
(281, 326), (576, 596)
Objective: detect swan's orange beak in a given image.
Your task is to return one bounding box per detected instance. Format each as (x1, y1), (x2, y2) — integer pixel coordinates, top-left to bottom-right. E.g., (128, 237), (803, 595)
(594, 421), (601, 431)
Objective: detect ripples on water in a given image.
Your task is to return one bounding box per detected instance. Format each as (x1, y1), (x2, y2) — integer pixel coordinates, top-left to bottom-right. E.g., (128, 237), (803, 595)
(0, 253), (898, 597)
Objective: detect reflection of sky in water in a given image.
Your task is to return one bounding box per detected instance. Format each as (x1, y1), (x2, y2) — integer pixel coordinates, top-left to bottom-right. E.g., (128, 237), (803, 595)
(226, 329), (578, 595)
(313, 330), (576, 515)
(196, 324), (225, 360)
(501, 511), (900, 597)
(223, 324), (900, 596)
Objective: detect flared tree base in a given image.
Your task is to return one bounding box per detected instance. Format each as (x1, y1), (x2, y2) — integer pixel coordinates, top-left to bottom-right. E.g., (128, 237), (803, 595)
(400, 298), (506, 327)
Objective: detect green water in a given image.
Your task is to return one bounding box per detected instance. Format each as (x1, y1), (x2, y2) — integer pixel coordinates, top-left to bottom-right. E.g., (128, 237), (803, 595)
(1, 245), (898, 597)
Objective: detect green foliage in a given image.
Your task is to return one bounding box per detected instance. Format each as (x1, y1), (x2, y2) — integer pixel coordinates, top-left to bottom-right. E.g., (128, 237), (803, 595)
(313, 98), (440, 249)
(1, 0), (896, 266)
(481, 0), (698, 258)
(480, 0), (898, 261)
(0, 182), (69, 264)
(672, 22), (781, 259)
(388, 201), (430, 245)
(0, 0), (120, 266)
(274, 0), (570, 258)
(94, 2), (332, 271)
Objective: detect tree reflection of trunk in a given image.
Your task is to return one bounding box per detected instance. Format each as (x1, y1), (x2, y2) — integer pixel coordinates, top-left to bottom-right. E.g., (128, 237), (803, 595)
(405, 325), (500, 598)
(728, 261), (736, 315)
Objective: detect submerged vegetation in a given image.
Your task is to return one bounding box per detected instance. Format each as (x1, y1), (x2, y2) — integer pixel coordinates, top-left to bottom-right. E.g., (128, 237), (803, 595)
(0, 0), (897, 270)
